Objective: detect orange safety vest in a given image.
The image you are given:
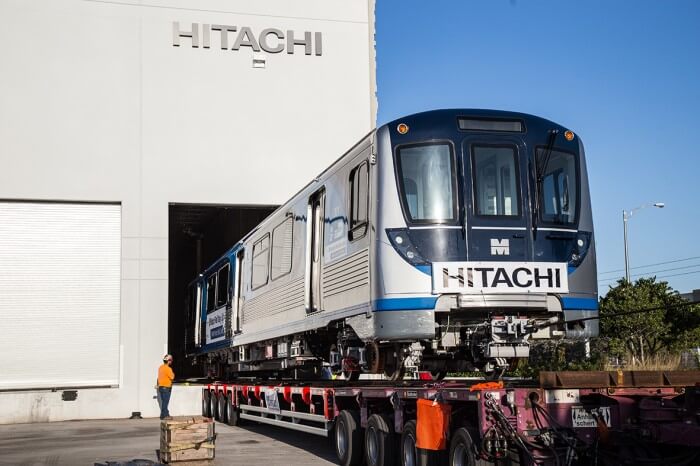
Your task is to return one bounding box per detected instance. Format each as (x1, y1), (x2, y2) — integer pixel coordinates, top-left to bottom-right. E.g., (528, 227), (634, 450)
(158, 363), (174, 388)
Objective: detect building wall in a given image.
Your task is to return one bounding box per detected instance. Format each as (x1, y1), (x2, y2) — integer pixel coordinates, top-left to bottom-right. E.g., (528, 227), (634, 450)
(0, 0), (375, 423)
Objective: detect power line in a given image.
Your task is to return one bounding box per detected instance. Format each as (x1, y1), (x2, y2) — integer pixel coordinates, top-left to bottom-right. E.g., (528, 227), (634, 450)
(599, 268), (700, 284)
(599, 263), (700, 282)
(536, 299), (700, 330)
(598, 255), (700, 275)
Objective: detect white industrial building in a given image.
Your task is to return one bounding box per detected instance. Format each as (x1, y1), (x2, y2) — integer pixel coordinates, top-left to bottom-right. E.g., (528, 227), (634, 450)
(0, 0), (376, 423)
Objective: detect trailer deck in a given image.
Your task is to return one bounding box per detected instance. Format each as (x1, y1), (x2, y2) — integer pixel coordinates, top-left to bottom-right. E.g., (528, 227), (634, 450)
(200, 371), (700, 466)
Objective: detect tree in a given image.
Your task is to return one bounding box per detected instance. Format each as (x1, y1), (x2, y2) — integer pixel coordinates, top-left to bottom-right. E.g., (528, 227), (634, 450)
(599, 277), (700, 365)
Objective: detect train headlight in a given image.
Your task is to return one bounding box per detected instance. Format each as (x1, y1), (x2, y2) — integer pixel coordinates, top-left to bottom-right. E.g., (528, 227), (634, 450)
(386, 229), (429, 266)
(569, 231), (592, 267)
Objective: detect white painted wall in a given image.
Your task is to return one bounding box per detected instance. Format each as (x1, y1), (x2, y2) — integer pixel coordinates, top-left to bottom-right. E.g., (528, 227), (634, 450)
(0, 0), (375, 423)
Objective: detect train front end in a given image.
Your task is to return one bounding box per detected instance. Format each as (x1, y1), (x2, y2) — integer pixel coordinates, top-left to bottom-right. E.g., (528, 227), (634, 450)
(372, 109), (597, 373)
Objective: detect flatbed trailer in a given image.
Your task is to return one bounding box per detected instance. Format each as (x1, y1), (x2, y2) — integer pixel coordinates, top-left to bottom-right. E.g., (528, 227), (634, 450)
(200, 371), (700, 466)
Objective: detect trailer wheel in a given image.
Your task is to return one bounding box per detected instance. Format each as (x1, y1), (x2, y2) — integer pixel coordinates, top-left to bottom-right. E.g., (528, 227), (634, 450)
(449, 427), (487, 466)
(210, 391), (219, 421)
(400, 420), (417, 466)
(400, 420), (440, 466)
(218, 392), (228, 424)
(365, 414), (396, 466)
(225, 395), (241, 426)
(202, 390), (211, 418)
(335, 410), (363, 466)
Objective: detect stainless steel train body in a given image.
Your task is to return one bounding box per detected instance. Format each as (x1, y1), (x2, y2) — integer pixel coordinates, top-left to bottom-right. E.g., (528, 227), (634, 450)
(185, 109), (598, 377)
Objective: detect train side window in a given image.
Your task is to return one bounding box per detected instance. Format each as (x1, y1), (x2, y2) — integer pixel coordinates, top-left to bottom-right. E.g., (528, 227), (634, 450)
(349, 161), (369, 241)
(206, 274), (216, 311)
(251, 234), (270, 290)
(216, 263), (230, 307)
(536, 148), (578, 225)
(271, 217), (293, 280)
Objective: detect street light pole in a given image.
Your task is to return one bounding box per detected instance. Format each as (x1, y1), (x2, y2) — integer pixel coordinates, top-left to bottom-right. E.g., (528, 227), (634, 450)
(622, 202), (665, 282)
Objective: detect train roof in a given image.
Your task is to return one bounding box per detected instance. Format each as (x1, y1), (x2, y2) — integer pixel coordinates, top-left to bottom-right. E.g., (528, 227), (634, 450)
(384, 108), (573, 135)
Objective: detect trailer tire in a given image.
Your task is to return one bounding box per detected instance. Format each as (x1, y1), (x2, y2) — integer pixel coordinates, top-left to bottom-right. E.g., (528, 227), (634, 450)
(400, 420), (441, 466)
(335, 410), (363, 466)
(210, 391), (219, 421)
(218, 392), (228, 424)
(400, 420), (417, 466)
(365, 414), (396, 466)
(449, 427), (488, 466)
(202, 390), (211, 418)
(225, 395), (241, 426)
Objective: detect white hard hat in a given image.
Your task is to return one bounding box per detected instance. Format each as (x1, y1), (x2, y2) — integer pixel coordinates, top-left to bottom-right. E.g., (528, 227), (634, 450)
(163, 354), (173, 361)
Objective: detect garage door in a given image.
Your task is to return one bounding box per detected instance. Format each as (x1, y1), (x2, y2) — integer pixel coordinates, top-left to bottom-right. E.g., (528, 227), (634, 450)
(0, 201), (121, 390)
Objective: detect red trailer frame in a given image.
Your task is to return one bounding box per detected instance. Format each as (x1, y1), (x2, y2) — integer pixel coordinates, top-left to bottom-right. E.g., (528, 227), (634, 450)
(200, 371), (700, 466)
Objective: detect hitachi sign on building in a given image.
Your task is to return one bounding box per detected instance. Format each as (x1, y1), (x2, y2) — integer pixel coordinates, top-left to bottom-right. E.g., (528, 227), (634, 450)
(173, 22), (324, 55)
(0, 0), (376, 424)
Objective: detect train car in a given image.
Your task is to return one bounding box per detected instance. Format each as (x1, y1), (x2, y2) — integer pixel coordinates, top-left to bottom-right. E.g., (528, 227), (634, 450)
(185, 109), (598, 379)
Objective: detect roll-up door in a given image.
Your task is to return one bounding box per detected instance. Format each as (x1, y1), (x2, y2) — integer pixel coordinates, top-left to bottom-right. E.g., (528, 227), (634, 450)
(0, 201), (121, 390)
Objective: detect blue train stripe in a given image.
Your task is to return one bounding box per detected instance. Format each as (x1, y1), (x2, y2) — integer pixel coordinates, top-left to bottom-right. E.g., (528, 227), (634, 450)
(373, 297), (437, 312)
(561, 297), (598, 310)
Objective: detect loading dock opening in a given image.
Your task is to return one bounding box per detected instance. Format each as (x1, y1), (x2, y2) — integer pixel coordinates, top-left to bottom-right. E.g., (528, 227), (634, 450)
(168, 203), (277, 377)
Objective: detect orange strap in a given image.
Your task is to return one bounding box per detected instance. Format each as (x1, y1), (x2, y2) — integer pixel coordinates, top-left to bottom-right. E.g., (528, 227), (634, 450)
(469, 381), (504, 392)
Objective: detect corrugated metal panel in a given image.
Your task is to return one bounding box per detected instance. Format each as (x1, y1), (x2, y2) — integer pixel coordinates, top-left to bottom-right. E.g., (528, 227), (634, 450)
(0, 201), (121, 390)
(322, 248), (369, 297)
(242, 277), (304, 323)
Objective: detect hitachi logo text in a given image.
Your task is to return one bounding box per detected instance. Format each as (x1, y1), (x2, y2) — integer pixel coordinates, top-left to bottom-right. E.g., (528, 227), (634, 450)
(172, 22), (323, 56)
(432, 261), (569, 294)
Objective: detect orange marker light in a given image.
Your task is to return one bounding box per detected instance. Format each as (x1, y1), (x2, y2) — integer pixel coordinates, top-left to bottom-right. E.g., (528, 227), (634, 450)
(397, 123), (409, 134)
(564, 130), (575, 141)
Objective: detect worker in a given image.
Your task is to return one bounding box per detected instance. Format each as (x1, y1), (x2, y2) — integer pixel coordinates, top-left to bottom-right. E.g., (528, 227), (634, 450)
(158, 354), (175, 420)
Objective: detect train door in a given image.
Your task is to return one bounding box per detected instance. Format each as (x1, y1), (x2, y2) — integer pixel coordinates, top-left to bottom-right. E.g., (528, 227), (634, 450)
(232, 249), (244, 334)
(462, 137), (533, 261)
(305, 188), (325, 313)
(205, 261), (230, 345)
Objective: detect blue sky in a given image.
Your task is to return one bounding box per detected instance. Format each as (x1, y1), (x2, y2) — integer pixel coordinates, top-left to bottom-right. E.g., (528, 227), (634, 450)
(375, 0), (700, 295)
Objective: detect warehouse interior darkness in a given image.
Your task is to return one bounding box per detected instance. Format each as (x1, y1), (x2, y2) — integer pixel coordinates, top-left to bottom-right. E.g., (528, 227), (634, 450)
(168, 203), (277, 378)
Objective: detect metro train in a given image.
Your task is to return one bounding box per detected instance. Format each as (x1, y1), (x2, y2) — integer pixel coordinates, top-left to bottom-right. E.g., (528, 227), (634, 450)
(184, 109), (598, 380)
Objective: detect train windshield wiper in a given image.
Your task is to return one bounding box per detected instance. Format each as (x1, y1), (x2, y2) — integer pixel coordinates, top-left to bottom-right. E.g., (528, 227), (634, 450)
(533, 129), (559, 232)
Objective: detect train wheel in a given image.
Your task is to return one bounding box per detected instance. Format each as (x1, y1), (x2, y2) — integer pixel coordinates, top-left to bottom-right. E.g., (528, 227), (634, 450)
(335, 410), (363, 466)
(365, 414), (396, 466)
(202, 390), (211, 418)
(382, 346), (406, 381)
(218, 392), (228, 424)
(449, 427), (489, 466)
(210, 391), (219, 421)
(384, 360), (406, 381)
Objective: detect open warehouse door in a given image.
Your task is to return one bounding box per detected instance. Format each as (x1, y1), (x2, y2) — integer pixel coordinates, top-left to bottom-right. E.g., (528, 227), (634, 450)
(168, 203), (277, 378)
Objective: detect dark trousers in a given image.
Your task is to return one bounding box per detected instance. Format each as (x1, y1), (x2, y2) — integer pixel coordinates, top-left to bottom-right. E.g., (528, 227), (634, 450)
(158, 386), (172, 419)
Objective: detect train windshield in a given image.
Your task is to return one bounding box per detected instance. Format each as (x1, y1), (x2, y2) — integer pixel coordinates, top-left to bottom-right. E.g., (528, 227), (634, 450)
(396, 143), (458, 223)
(537, 148), (578, 225)
(473, 145), (520, 216)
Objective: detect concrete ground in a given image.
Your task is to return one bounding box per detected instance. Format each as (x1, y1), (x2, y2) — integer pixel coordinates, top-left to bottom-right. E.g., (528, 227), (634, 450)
(0, 418), (337, 466)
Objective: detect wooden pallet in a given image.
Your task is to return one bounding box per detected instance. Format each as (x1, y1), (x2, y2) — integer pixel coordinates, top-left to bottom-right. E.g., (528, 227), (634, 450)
(160, 416), (215, 463)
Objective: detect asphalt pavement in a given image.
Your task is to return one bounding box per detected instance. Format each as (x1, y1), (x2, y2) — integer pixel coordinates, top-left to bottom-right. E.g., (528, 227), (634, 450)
(0, 417), (337, 466)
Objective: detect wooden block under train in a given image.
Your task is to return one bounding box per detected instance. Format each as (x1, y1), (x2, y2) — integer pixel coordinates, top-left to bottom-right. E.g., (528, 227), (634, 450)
(160, 416), (215, 463)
